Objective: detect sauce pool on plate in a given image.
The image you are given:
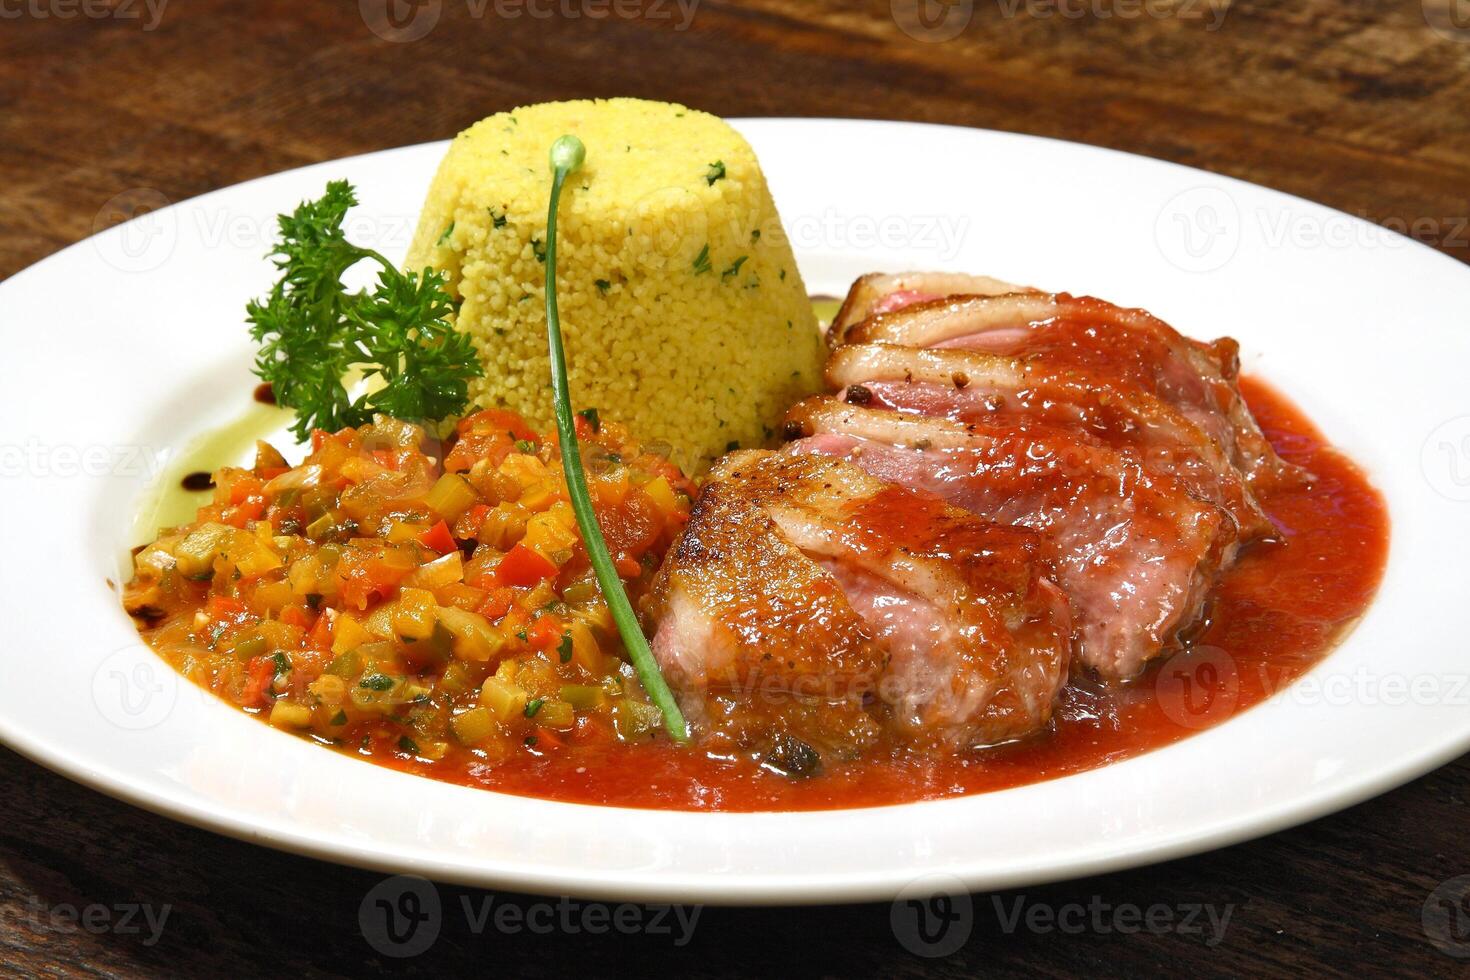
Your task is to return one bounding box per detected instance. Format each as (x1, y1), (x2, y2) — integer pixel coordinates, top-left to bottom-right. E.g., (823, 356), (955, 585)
(375, 377), (1387, 810)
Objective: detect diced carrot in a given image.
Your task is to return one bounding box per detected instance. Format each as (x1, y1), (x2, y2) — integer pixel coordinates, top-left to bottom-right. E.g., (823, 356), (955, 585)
(615, 556), (641, 579)
(418, 520), (456, 555)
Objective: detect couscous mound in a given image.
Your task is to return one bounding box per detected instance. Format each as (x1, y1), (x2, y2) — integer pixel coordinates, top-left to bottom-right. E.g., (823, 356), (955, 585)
(405, 98), (823, 473)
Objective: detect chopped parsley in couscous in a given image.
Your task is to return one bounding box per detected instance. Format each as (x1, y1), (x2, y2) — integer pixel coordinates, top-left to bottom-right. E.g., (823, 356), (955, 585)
(406, 98), (824, 473)
(120, 98), (1389, 814)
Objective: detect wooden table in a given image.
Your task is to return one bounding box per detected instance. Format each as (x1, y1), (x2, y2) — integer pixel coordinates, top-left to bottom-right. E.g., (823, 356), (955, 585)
(3, 2), (1467, 974)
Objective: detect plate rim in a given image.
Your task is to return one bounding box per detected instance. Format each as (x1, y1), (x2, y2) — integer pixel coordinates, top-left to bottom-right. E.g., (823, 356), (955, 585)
(1, 116), (1465, 905)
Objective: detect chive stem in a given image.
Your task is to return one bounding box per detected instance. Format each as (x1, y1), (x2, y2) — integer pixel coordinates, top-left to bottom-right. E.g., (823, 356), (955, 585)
(543, 135), (689, 744)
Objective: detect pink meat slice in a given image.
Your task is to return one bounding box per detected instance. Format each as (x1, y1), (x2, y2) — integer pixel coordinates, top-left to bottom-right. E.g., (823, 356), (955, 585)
(649, 451), (1071, 751)
(841, 292), (1300, 491)
(828, 271), (1033, 346)
(784, 399), (1231, 681)
(826, 341), (1273, 540)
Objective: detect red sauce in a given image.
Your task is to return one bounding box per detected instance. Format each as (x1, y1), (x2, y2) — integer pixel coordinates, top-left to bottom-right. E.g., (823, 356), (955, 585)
(375, 377), (1389, 810)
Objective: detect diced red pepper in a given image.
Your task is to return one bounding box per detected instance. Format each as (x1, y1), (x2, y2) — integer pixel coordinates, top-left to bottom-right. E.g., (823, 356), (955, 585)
(240, 655), (275, 708)
(337, 551), (414, 609)
(307, 607), (336, 650)
(370, 448), (414, 472)
(458, 409), (537, 442)
(570, 712), (610, 742)
(500, 607), (527, 640)
(494, 545), (558, 587)
(280, 605), (315, 630)
(615, 556), (641, 579)
(445, 409), (540, 473)
(530, 727), (565, 750)
(206, 595), (248, 621)
(223, 495), (267, 529)
(418, 520), (456, 555)
(527, 614), (563, 650)
(227, 475), (265, 506)
(454, 503), (493, 540)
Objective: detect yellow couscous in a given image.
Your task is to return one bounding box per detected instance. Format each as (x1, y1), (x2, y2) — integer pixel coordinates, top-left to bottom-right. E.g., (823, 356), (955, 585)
(405, 98), (823, 473)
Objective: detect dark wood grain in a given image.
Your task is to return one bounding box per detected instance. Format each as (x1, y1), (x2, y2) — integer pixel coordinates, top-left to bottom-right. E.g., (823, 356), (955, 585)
(3, 1), (1469, 975)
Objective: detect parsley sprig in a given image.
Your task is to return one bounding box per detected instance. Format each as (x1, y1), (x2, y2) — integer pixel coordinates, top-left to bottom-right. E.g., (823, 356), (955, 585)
(246, 180), (481, 440)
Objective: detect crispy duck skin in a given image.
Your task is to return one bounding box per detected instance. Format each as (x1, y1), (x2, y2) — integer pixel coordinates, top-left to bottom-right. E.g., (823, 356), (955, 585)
(649, 271), (1295, 761)
(839, 291), (1299, 491)
(647, 460), (888, 705)
(827, 342), (1273, 540)
(828, 271), (1033, 346)
(784, 399), (1230, 681)
(649, 451), (1071, 751)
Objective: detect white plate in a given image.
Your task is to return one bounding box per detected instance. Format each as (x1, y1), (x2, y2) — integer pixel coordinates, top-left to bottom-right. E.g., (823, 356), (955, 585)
(2, 119), (1467, 905)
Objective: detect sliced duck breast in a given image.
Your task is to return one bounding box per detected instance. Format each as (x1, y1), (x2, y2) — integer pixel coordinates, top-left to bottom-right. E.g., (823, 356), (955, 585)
(827, 341), (1273, 540)
(649, 451), (1071, 753)
(828, 271), (1033, 345)
(839, 292), (1299, 490)
(784, 399), (1231, 681)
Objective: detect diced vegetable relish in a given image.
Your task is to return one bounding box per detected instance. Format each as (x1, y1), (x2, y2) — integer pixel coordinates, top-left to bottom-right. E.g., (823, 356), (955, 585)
(124, 409), (693, 765)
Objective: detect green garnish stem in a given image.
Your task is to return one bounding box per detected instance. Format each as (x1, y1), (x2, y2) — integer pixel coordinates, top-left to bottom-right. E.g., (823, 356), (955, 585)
(544, 135), (689, 744)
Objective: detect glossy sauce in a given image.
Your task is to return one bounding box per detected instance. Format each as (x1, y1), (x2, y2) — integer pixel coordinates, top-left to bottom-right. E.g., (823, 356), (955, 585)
(373, 377), (1389, 809)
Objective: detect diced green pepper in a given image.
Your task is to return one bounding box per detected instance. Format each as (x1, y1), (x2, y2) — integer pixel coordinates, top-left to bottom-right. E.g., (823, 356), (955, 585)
(560, 684), (603, 711)
(325, 650), (362, 679)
